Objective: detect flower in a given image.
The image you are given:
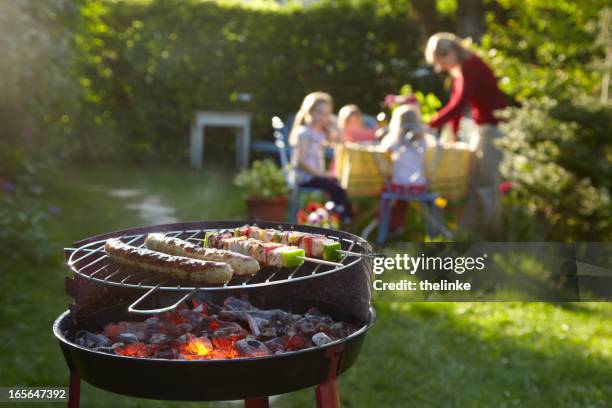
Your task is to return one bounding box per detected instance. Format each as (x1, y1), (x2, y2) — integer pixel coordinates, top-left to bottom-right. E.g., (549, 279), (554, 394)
(384, 94), (397, 108)
(2, 181), (16, 193)
(402, 95), (419, 105)
(48, 205), (62, 216)
(296, 209), (307, 224)
(306, 202), (322, 213)
(434, 196), (448, 209)
(499, 181), (513, 195)
(300, 201), (341, 228)
(307, 212), (320, 224)
(383, 94), (419, 108)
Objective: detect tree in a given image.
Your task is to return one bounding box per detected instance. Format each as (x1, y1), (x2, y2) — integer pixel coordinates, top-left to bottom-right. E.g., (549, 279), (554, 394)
(0, 0), (80, 175)
(456, 0), (485, 41)
(592, 7), (611, 103)
(481, 0), (609, 100)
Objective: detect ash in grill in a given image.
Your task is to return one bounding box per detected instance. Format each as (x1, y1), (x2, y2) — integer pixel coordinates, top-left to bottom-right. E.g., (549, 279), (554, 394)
(75, 296), (357, 360)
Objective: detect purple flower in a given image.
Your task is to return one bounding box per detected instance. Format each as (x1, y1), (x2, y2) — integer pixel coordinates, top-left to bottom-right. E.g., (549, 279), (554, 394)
(383, 94), (419, 108)
(383, 94), (397, 107)
(2, 181), (16, 193)
(48, 205), (62, 216)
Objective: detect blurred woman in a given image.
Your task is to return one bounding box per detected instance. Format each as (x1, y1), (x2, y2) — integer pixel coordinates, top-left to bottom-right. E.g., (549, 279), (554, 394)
(425, 32), (507, 237)
(289, 92), (352, 224)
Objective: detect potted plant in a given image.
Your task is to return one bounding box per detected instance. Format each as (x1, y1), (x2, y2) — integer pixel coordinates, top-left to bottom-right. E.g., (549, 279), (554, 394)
(234, 159), (288, 222)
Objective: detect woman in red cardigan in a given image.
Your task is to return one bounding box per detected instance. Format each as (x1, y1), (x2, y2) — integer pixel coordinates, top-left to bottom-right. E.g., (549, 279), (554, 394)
(425, 32), (506, 238)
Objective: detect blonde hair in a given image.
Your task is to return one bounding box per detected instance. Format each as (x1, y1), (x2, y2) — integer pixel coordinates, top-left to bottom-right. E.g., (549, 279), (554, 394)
(289, 92), (333, 145)
(424, 32), (472, 67)
(387, 104), (423, 145)
(337, 104), (363, 131)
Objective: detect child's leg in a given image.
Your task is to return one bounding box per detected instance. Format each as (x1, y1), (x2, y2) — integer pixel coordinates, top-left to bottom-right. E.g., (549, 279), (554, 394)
(387, 184), (427, 233)
(299, 176), (352, 219)
(390, 201), (407, 231)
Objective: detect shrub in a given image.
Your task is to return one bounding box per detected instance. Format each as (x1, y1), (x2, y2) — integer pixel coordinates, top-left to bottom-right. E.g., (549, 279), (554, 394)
(0, 1), (73, 263)
(497, 97), (611, 241)
(0, 185), (57, 263)
(481, 0), (610, 101)
(74, 0), (431, 162)
(0, 0), (81, 175)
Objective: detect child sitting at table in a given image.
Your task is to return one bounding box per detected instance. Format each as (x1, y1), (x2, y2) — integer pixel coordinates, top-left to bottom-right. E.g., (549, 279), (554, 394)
(289, 92), (353, 224)
(380, 104), (437, 232)
(337, 104), (376, 143)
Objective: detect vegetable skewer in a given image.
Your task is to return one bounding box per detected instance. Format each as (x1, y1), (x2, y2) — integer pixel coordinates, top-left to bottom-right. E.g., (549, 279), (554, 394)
(202, 232), (309, 268)
(234, 225), (343, 261)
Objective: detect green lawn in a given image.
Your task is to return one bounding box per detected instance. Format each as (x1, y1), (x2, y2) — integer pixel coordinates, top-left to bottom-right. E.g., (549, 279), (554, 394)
(1, 165), (610, 407)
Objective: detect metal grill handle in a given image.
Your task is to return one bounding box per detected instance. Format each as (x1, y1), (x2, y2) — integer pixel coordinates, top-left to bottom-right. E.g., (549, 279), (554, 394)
(127, 284), (199, 314)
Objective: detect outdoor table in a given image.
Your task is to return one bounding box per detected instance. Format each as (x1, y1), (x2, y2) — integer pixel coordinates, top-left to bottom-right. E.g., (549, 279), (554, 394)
(189, 111), (251, 170)
(334, 142), (390, 197)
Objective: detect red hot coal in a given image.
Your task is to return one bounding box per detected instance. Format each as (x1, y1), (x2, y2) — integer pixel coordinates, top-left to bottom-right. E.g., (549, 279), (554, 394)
(74, 297), (357, 360)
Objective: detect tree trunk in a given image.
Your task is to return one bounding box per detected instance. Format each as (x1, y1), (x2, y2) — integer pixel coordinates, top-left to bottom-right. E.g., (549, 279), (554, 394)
(456, 0), (485, 42)
(412, 0), (440, 36)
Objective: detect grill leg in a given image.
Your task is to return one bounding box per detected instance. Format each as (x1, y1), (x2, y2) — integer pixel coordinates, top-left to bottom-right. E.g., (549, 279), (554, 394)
(316, 378), (340, 408)
(68, 371), (80, 408)
(316, 344), (345, 408)
(244, 396), (269, 408)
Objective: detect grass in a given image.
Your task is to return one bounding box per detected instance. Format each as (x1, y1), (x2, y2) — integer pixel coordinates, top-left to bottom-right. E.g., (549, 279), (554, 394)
(0, 164), (611, 407)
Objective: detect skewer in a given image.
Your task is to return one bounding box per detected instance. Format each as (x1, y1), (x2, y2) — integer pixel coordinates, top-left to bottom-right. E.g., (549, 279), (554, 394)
(337, 249), (384, 258)
(187, 238), (382, 262)
(70, 236), (379, 267)
(69, 240), (383, 267)
(68, 243), (343, 268)
(188, 238), (344, 267)
(296, 256), (343, 267)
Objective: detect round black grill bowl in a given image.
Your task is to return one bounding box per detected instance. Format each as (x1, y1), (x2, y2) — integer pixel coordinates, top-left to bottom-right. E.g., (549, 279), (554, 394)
(54, 300), (374, 401)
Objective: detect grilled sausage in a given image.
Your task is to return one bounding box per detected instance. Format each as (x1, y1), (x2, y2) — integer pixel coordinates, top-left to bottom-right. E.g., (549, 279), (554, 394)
(144, 233), (259, 276)
(104, 238), (233, 283)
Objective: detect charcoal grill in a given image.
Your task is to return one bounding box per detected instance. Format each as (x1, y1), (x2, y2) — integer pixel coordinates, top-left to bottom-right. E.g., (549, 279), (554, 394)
(55, 221), (375, 408)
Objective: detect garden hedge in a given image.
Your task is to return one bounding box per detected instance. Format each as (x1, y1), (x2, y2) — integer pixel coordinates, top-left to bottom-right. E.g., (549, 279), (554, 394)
(76, 0), (432, 162)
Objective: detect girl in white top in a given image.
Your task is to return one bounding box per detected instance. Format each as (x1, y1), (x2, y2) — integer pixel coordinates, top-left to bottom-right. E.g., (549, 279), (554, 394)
(380, 104), (437, 233)
(381, 104), (436, 192)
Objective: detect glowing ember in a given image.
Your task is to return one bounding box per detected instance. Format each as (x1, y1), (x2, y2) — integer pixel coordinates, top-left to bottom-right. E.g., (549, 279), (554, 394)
(184, 335), (212, 356)
(115, 342), (151, 357)
(76, 297), (357, 361)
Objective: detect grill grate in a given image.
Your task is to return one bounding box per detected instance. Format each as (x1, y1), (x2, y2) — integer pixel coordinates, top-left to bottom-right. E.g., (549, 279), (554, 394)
(65, 228), (364, 293)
